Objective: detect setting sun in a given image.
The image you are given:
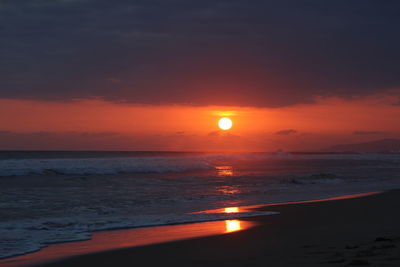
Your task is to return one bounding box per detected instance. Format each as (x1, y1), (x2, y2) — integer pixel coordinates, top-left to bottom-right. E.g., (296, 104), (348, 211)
(218, 117), (233, 130)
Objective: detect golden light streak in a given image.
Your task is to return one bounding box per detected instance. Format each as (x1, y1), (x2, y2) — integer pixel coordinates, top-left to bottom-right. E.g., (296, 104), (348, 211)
(224, 207), (239, 213)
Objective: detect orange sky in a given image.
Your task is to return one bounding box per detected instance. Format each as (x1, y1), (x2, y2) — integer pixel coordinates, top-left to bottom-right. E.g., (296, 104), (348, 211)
(0, 95), (399, 151)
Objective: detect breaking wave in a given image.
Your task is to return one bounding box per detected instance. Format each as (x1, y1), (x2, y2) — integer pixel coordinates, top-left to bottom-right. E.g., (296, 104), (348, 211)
(0, 152), (294, 176)
(0, 157), (215, 176)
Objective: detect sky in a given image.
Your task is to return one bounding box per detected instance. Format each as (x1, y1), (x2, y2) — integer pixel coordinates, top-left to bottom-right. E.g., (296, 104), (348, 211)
(1, 0), (400, 151)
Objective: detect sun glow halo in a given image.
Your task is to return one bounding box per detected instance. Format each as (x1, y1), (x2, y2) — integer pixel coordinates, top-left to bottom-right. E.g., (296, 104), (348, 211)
(218, 117), (233, 130)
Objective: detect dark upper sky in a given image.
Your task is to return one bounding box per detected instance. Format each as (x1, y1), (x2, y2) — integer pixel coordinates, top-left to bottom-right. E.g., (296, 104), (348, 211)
(1, 0), (400, 107)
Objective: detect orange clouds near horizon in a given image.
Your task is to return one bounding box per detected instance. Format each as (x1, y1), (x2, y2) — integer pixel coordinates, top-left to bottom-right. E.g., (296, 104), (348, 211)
(0, 95), (399, 151)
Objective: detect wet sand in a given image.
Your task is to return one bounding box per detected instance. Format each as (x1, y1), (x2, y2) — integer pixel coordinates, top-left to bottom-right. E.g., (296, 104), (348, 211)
(38, 190), (400, 266)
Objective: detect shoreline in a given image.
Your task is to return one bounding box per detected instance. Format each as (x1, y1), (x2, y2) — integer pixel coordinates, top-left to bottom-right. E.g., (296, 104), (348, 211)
(39, 189), (400, 266)
(2, 190), (397, 266)
(0, 219), (258, 267)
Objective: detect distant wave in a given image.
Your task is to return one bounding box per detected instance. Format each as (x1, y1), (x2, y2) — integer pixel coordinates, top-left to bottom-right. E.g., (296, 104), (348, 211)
(0, 152), (295, 176)
(0, 157), (216, 176)
(1, 152), (399, 177)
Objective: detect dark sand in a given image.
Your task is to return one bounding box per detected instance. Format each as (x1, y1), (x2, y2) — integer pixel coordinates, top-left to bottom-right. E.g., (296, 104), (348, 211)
(39, 190), (400, 267)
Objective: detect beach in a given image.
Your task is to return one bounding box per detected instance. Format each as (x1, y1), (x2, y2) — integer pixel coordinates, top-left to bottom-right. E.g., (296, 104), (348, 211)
(36, 190), (400, 267)
(3, 0), (400, 265)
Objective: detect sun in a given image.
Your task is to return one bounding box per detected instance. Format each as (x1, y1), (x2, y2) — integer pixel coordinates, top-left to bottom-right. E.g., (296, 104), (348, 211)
(218, 117), (233, 130)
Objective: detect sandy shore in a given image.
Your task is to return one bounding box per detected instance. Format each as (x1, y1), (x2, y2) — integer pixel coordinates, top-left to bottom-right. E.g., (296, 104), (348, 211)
(34, 190), (400, 266)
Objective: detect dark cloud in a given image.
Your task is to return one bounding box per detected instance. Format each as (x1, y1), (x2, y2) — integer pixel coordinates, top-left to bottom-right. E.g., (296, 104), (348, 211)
(208, 131), (220, 137)
(276, 129), (298, 135)
(353, 131), (386, 135)
(79, 132), (119, 137)
(1, 0), (400, 106)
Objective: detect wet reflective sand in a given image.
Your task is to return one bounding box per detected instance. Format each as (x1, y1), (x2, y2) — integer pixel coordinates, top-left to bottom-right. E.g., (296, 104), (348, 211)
(0, 219), (255, 267)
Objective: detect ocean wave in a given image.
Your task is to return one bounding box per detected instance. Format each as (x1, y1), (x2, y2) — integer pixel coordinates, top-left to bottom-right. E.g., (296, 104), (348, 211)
(0, 152), (294, 177)
(2, 152), (400, 177)
(284, 173), (345, 185)
(0, 156), (215, 176)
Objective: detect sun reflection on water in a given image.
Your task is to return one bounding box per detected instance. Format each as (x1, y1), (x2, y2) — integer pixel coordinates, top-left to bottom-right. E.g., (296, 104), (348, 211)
(215, 165), (234, 176)
(223, 207), (241, 232)
(225, 220), (241, 232)
(224, 207), (239, 213)
(217, 186), (240, 195)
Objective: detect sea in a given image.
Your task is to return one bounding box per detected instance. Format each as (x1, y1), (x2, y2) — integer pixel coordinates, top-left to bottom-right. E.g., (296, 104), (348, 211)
(1, 151), (400, 259)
